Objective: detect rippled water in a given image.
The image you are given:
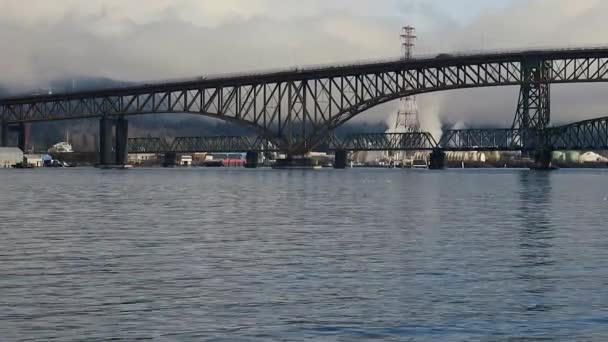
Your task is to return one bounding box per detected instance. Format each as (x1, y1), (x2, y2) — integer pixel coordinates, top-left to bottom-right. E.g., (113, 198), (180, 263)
(1, 168), (608, 341)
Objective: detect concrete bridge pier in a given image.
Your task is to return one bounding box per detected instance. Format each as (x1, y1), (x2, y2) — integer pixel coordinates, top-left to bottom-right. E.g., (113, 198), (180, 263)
(1, 121), (7, 147)
(16, 123), (29, 153)
(429, 149), (446, 170)
(334, 150), (348, 169)
(115, 116), (129, 165)
(162, 152), (178, 167)
(98, 116), (130, 168)
(245, 151), (259, 168)
(532, 149), (555, 170)
(99, 117), (115, 167)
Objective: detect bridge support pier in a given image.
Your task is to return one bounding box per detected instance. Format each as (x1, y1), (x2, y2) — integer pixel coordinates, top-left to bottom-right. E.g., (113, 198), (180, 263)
(115, 116), (129, 165)
(429, 149), (446, 170)
(1, 122), (8, 147)
(334, 150), (348, 169)
(16, 123), (28, 153)
(97, 116), (130, 168)
(162, 152), (178, 168)
(532, 149), (555, 170)
(99, 117), (114, 167)
(245, 151), (259, 168)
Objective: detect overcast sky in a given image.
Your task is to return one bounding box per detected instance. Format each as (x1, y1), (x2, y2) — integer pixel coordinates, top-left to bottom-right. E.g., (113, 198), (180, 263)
(1, 0), (608, 133)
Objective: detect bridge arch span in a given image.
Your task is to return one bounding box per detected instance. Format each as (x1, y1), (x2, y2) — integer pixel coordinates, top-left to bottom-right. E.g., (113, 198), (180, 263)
(4, 47), (608, 154)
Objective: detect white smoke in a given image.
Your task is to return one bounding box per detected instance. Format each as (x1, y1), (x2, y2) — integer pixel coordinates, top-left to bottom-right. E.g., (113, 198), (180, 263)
(382, 95), (443, 141)
(417, 97), (444, 140)
(451, 120), (467, 130)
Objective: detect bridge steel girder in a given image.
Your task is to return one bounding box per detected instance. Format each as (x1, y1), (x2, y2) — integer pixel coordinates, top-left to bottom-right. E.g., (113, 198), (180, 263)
(547, 116), (608, 151)
(439, 117), (608, 152)
(126, 116), (608, 155)
(128, 137), (171, 154)
(336, 133), (438, 152)
(440, 129), (528, 151)
(129, 133), (438, 154)
(128, 136), (277, 154)
(6, 48), (608, 154)
(171, 136), (274, 154)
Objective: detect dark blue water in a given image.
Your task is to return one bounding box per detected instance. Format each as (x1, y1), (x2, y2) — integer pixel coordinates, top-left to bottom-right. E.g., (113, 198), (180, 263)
(1, 168), (608, 341)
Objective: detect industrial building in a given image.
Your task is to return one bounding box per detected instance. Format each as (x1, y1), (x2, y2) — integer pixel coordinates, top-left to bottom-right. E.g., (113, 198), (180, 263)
(553, 151), (608, 164)
(128, 153), (159, 166)
(0, 148), (24, 168)
(24, 154), (44, 167)
(178, 155), (193, 166)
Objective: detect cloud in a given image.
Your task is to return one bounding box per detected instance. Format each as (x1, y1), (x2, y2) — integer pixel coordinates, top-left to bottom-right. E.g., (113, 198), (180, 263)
(0, 1), (400, 87)
(423, 0), (608, 127)
(1, 0), (608, 129)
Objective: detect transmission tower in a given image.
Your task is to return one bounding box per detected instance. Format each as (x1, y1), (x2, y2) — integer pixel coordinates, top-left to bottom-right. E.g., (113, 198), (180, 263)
(388, 26), (420, 164)
(395, 26), (420, 133)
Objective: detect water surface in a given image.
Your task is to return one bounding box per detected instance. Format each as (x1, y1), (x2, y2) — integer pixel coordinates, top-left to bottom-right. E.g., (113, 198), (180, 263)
(1, 168), (608, 341)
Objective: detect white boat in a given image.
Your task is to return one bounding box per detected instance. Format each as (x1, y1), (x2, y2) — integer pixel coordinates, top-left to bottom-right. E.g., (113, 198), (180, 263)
(48, 142), (74, 153)
(412, 159), (429, 169)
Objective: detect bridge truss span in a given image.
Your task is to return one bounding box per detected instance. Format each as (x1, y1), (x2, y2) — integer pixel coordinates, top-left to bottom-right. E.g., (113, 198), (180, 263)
(128, 115), (608, 157)
(548, 116), (608, 150)
(5, 48), (608, 155)
(440, 116), (608, 152)
(129, 132), (438, 154)
(129, 136), (277, 154)
(440, 129), (526, 151)
(337, 133), (438, 152)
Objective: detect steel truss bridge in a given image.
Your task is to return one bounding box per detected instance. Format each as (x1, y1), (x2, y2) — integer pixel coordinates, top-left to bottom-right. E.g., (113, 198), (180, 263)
(128, 115), (608, 154)
(440, 116), (608, 152)
(128, 132), (439, 154)
(129, 136), (278, 154)
(3, 47), (608, 159)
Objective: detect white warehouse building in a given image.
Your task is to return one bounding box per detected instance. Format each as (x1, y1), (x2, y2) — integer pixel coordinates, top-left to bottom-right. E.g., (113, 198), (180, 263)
(0, 148), (23, 168)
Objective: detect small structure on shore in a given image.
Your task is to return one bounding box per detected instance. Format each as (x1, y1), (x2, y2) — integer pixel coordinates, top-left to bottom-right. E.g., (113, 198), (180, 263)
(0, 147), (24, 168)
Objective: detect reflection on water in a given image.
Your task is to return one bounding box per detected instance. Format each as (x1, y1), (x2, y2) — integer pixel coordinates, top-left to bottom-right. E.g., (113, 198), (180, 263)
(516, 172), (556, 321)
(1, 168), (608, 341)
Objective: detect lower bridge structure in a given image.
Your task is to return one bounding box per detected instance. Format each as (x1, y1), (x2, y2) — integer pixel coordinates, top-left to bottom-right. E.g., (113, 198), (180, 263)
(128, 132), (439, 155)
(127, 116), (608, 169)
(440, 117), (608, 152)
(129, 136), (278, 154)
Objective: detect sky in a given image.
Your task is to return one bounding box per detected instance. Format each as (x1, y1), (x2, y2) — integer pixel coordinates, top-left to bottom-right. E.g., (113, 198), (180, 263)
(1, 0), (608, 134)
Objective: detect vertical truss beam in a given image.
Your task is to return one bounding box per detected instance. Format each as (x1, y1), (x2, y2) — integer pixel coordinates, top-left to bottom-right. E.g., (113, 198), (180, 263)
(512, 59), (552, 152)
